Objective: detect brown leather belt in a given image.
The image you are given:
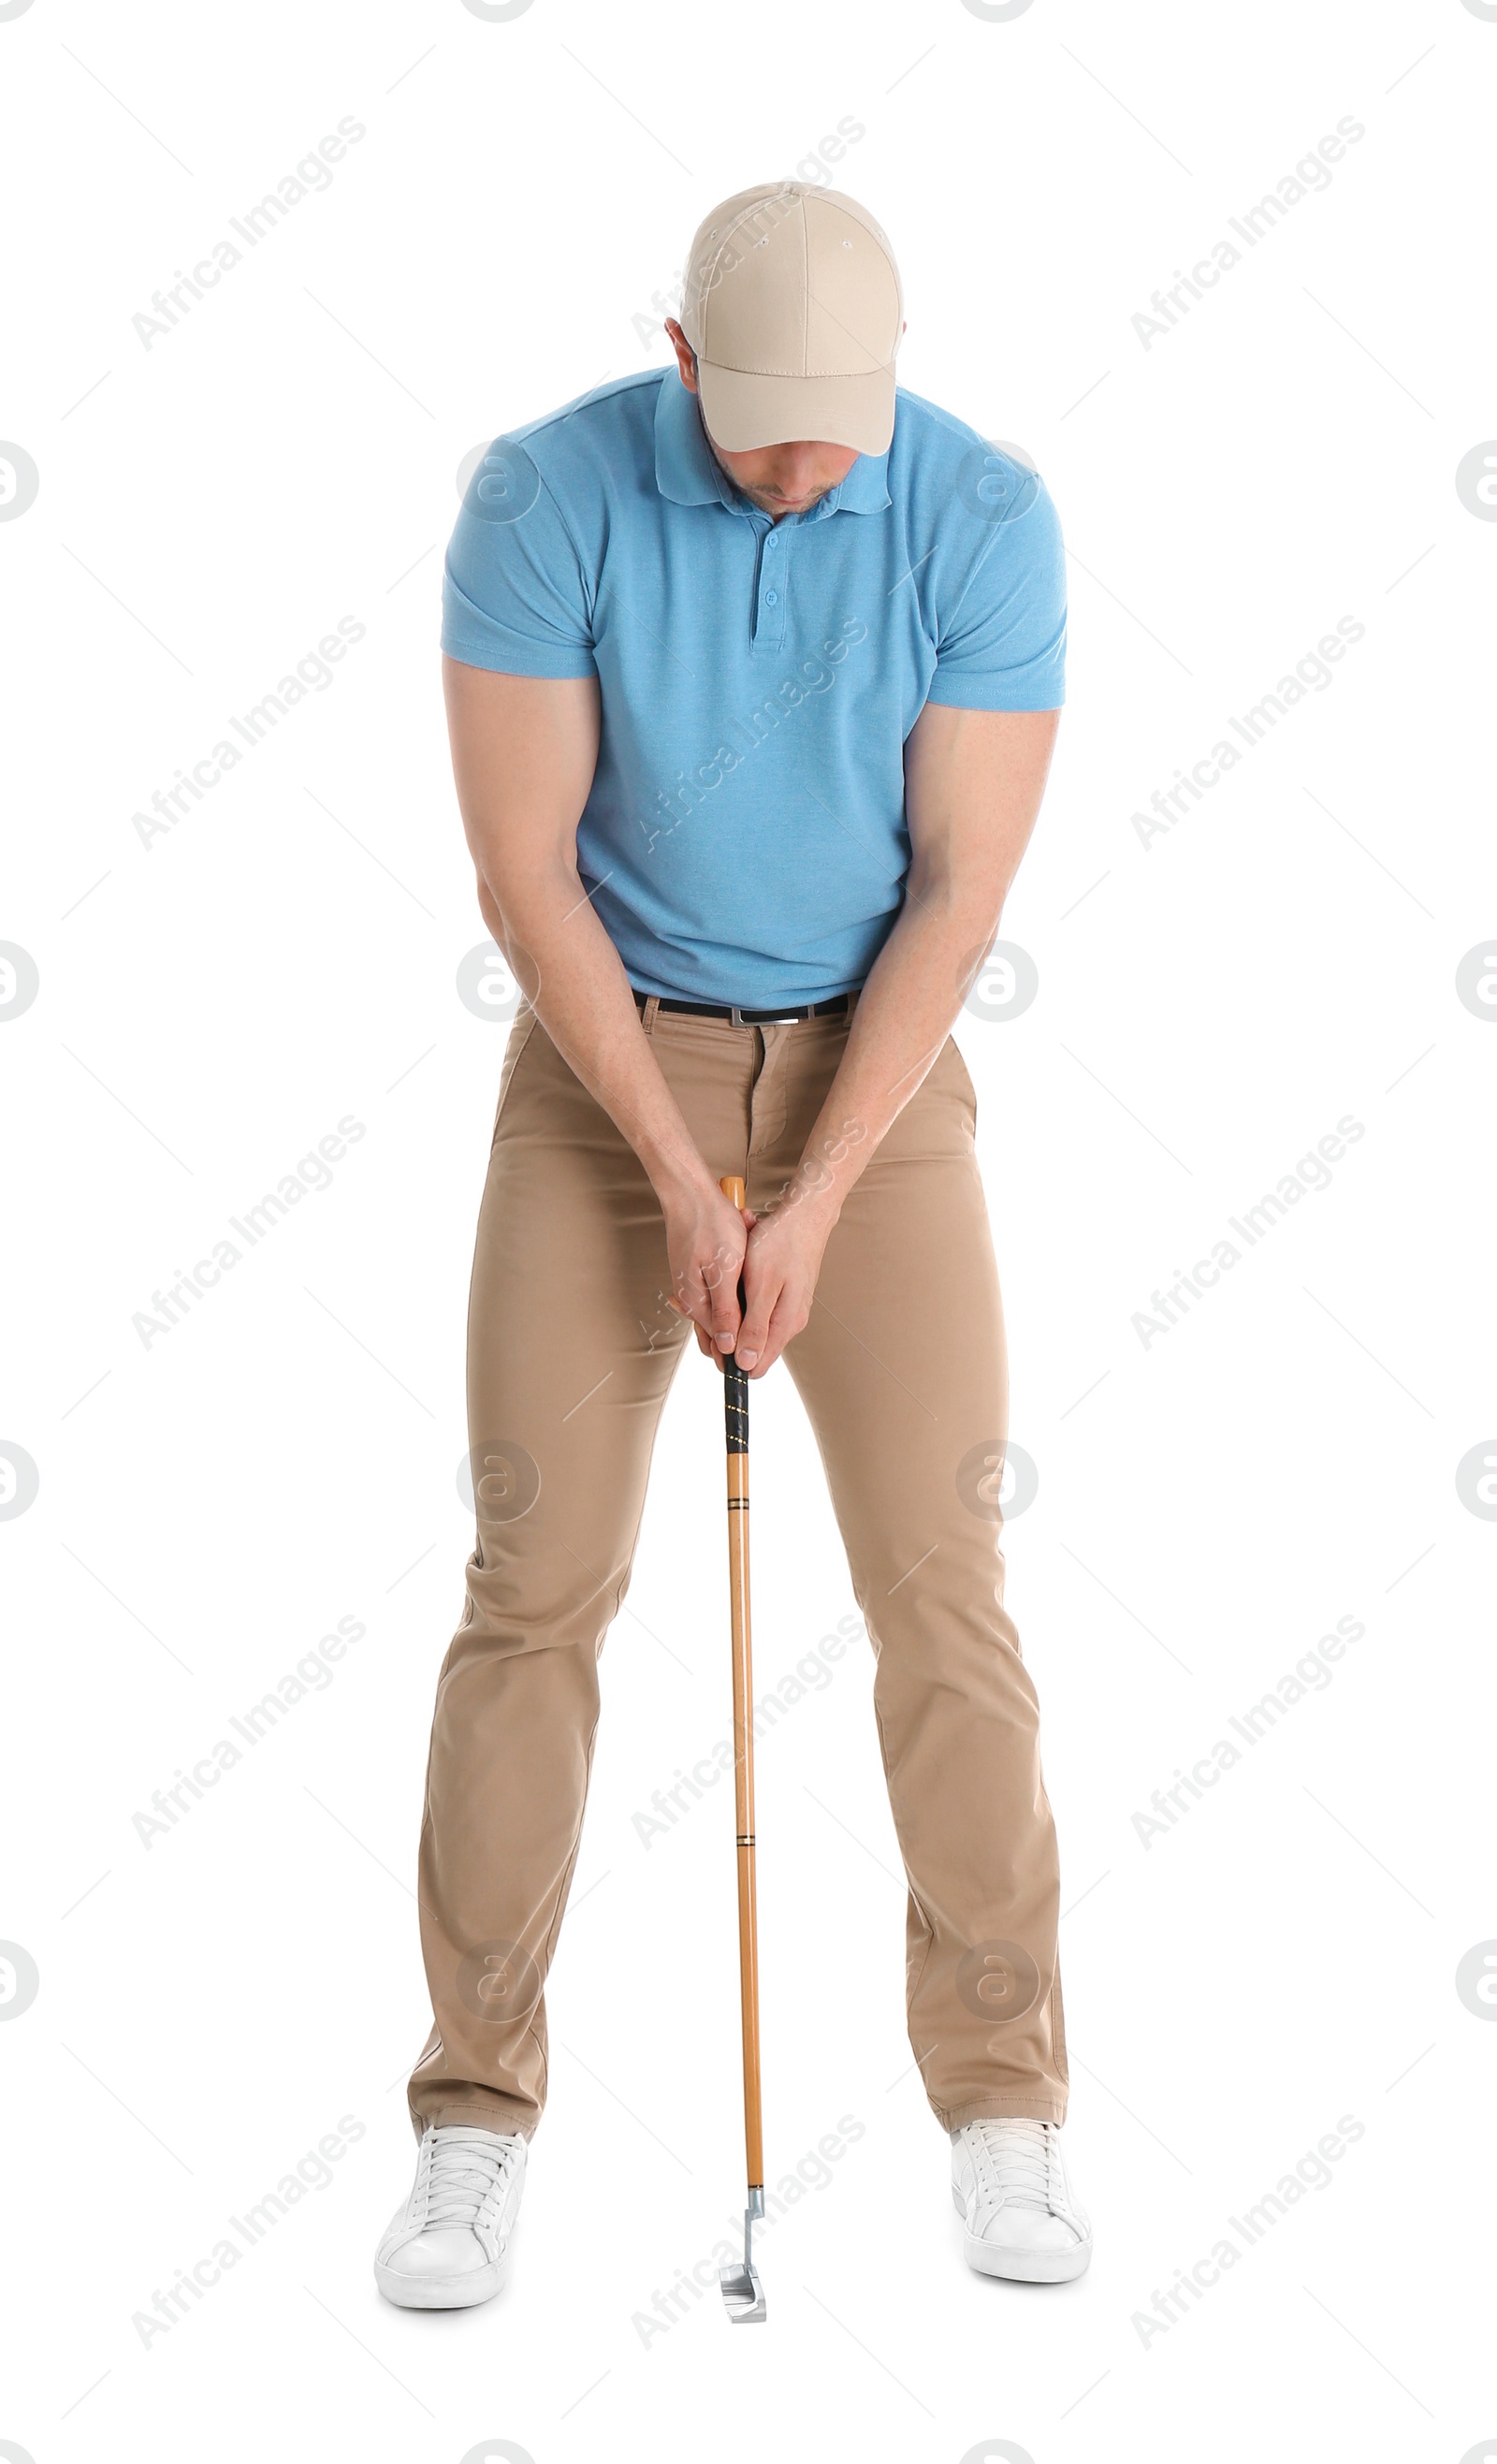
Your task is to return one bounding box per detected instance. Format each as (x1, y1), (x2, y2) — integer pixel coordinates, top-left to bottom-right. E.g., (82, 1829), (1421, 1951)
(632, 987), (853, 1028)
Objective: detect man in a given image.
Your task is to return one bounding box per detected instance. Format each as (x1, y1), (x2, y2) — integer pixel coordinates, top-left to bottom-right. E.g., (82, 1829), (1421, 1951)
(373, 180), (1090, 2311)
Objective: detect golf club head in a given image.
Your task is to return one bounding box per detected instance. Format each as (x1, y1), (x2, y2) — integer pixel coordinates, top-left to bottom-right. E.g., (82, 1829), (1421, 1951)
(718, 2253), (766, 2325)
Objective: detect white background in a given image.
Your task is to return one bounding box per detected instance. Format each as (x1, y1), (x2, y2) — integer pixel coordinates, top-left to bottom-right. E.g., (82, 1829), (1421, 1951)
(2, 1), (1494, 2459)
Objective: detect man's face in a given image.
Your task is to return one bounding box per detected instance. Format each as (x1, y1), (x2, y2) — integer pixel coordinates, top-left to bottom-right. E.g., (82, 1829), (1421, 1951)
(663, 316), (860, 518)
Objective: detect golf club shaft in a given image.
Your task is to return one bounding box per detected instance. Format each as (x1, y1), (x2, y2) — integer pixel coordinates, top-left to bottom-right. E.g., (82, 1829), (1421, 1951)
(719, 1174), (763, 2194)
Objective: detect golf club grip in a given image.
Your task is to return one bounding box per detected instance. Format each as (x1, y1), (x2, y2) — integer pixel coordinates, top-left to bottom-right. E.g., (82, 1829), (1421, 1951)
(719, 1173), (749, 1443)
(719, 1174), (763, 2188)
(723, 1354), (748, 1447)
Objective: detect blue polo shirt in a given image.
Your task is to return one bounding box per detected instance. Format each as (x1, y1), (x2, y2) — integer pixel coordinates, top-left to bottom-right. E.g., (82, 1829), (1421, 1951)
(443, 369), (1066, 1009)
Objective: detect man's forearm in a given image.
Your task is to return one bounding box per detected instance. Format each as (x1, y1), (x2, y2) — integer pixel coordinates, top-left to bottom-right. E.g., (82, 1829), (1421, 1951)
(479, 862), (717, 1205)
(777, 882), (992, 1224)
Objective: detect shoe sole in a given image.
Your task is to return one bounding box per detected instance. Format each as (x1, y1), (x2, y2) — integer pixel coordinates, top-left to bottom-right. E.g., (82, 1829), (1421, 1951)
(373, 2250), (510, 2311)
(952, 2184), (1093, 2283)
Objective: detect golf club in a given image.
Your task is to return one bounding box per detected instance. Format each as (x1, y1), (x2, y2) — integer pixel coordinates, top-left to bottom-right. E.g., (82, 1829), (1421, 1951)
(715, 1174), (767, 2326)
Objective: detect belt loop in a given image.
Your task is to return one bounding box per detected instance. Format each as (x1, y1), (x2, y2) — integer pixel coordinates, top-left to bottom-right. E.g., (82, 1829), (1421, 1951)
(641, 995), (661, 1036)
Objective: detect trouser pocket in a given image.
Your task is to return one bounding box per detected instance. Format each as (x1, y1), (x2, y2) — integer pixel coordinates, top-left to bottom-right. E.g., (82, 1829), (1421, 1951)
(489, 1007), (541, 1149)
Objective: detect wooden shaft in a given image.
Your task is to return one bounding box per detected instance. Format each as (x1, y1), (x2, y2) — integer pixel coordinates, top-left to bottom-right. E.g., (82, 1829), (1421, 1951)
(719, 1174), (763, 2191)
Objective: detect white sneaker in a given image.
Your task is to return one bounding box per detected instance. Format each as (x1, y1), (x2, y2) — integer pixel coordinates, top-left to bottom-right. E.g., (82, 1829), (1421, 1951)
(951, 2117), (1093, 2282)
(373, 2123), (527, 2310)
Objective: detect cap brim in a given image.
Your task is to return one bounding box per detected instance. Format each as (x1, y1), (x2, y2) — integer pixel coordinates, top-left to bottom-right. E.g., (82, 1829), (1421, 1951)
(696, 360), (894, 457)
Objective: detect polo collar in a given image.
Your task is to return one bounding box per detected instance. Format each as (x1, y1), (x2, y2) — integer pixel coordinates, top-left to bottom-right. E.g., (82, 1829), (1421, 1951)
(824, 445), (893, 517)
(652, 370), (892, 519)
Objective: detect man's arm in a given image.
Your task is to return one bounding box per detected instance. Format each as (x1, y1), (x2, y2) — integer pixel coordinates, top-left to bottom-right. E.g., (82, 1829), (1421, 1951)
(732, 702), (1061, 1375)
(443, 656), (750, 1349)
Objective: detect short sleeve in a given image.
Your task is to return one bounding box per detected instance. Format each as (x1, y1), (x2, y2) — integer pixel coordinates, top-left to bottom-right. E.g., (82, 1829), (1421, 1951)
(925, 469), (1067, 711)
(441, 437), (598, 678)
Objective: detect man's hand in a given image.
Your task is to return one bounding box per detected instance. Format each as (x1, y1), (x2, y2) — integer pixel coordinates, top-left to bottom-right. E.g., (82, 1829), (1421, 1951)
(662, 1179), (753, 1359)
(730, 1193), (839, 1377)
(668, 1185), (838, 1376)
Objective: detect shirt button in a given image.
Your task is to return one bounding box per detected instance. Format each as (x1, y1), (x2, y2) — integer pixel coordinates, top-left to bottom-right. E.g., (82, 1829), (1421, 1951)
(763, 590), (778, 606)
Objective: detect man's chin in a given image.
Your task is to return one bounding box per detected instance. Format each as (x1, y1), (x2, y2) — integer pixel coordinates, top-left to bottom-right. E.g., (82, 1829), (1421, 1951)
(750, 488), (823, 516)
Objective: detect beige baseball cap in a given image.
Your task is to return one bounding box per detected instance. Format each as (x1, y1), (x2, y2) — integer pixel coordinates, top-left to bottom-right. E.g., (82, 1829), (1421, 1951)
(679, 182), (904, 458)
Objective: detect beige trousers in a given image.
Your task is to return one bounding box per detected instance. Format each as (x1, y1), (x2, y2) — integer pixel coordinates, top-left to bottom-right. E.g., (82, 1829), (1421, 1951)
(408, 998), (1067, 2140)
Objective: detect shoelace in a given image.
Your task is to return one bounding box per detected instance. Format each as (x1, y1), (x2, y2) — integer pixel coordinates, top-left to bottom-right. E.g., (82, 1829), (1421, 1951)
(422, 2128), (521, 2230)
(969, 2117), (1059, 2213)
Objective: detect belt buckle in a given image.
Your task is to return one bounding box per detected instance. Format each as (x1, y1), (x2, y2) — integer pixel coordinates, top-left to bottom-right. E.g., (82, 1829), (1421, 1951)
(731, 1004), (802, 1028)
